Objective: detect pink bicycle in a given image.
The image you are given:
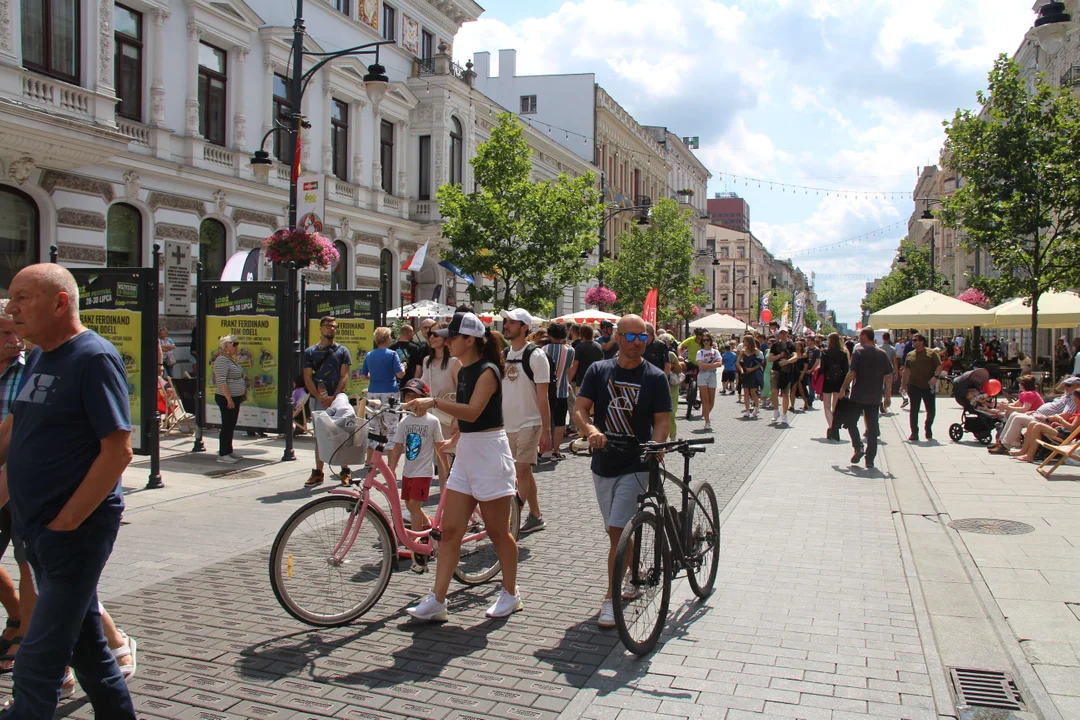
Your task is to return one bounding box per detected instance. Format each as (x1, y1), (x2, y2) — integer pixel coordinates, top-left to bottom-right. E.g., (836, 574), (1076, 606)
(269, 400), (520, 627)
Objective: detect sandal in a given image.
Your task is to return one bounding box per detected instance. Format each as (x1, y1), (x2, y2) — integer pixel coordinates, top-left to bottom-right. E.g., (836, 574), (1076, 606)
(112, 634), (137, 681)
(0, 636), (22, 674)
(60, 669), (75, 699)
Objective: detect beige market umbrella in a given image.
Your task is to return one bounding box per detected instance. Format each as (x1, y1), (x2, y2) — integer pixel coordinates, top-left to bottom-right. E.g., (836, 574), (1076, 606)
(689, 313), (750, 333)
(552, 310), (620, 324)
(987, 291), (1080, 328)
(868, 290), (994, 328)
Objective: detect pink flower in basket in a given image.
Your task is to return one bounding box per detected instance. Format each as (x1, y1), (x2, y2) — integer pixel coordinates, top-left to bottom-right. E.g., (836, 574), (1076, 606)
(584, 286), (617, 309)
(262, 229), (339, 270)
(957, 288), (990, 309)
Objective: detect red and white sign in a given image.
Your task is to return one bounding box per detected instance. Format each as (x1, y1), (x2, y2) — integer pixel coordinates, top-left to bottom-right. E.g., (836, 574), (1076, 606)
(642, 288), (658, 327)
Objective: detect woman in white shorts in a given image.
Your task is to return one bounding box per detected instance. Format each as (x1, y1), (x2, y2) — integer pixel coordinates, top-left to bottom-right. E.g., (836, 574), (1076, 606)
(695, 334), (723, 429)
(403, 312), (521, 622)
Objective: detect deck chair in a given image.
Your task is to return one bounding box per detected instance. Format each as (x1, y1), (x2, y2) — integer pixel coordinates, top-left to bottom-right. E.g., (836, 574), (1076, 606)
(1036, 424), (1080, 479)
(161, 377), (195, 435)
(293, 392), (311, 435)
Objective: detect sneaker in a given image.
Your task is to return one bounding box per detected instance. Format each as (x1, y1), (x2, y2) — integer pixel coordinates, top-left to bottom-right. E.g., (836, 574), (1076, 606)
(621, 583), (643, 600)
(780, 414), (789, 425)
(865, 458), (875, 469)
(909, 433), (919, 442)
(485, 589), (524, 618)
(406, 592), (448, 622)
(519, 514), (546, 535)
(411, 554), (428, 574)
(901, 398), (909, 408)
(229, 453), (243, 461)
(598, 598), (616, 628)
(303, 470), (324, 487)
(338, 467), (352, 486)
(704, 421), (711, 430)
(751, 407), (759, 417)
(772, 410), (780, 423)
(216, 454), (237, 464)
(925, 429), (933, 441)
(852, 447), (865, 464)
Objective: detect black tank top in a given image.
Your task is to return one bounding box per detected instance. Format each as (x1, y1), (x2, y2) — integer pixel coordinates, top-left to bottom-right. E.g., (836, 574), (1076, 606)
(456, 361), (503, 433)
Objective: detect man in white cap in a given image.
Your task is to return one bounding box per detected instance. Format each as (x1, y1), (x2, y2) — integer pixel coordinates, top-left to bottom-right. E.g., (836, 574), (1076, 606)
(500, 308), (551, 534)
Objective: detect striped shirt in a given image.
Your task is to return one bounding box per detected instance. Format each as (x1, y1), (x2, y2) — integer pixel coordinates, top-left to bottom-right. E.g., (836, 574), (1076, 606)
(0, 352), (26, 422)
(213, 354), (248, 398)
(544, 343), (575, 399)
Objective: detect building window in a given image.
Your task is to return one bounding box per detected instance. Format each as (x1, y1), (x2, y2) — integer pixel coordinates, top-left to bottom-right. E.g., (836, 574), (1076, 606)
(21, 0), (80, 84)
(334, 0), (349, 16)
(380, 119), (394, 193)
(418, 135), (431, 200)
(272, 74), (293, 165)
(106, 203), (142, 268)
(720, 246), (729, 259)
(331, 240), (348, 290)
(199, 218), (227, 281)
(382, 3), (396, 41)
(421, 30), (434, 60)
(197, 42), (227, 146)
(737, 294), (744, 308)
(520, 95), (537, 114)
(379, 248), (393, 311)
(737, 244), (745, 258)
(331, 99), (348, 181)
(449, 117), (463, 186)
(114, 4), (142, 120)
(0, 188), (39, 297)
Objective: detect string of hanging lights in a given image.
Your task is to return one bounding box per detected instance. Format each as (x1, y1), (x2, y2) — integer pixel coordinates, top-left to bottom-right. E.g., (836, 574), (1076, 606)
(774, 220), (907, 258)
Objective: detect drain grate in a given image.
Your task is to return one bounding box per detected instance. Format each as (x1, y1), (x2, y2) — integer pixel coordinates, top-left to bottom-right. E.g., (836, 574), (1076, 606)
(204, 469), (266, 479)
(949, 667), (1025, 711)
(948, 518), (1035, 535)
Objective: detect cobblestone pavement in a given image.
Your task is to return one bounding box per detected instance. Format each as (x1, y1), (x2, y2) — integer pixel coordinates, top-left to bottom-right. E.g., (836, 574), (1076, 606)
(8, 393), (788, 719)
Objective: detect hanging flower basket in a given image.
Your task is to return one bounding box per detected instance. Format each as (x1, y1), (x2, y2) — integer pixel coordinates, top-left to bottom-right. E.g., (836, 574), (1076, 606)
(262, 228), (339, 270)
(585, 286), (617, 309)
(957, 288), (990, 309)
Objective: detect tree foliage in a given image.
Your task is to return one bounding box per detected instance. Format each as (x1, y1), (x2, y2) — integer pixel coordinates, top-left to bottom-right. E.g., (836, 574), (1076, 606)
(601, 198), (708, 325)
(940, 55), (1080, 354)
(437, 113), (603, 314)
(862, 239), (951, 314)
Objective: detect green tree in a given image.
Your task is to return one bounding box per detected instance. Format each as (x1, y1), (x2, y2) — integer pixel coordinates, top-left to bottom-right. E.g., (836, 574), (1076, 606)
(940, 55), (1080, 357)
(437, 113), (603, 314)
(601, 197), (708, 325)
(861, 239), (950, 314)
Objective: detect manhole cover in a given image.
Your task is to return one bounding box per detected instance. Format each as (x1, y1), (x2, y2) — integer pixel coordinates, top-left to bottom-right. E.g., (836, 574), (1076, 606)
(204, 469), (266, 479)
(948, 518), (1034, 535)
(949, 666), (1025, 711)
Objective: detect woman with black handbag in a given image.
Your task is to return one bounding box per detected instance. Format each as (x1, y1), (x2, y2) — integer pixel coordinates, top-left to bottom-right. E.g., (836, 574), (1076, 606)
(821, 332), (850, 440)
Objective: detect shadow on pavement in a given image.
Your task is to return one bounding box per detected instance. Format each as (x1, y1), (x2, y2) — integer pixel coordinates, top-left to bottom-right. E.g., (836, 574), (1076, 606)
(831, 464), (887, 479)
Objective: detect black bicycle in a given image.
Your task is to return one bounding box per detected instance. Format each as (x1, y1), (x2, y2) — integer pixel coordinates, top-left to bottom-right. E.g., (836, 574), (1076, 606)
(603, 434), (720, 655)
(684, 364), (702, 420)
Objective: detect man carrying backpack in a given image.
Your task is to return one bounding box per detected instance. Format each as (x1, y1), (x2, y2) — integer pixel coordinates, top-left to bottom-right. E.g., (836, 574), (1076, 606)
(500, 309), (552, 534)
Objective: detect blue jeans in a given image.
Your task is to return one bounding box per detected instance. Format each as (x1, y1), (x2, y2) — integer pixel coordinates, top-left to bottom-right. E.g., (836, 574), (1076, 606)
(0, 517), (135, 720)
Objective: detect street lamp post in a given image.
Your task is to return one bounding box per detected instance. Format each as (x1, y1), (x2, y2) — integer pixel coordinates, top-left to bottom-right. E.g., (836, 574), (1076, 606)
(595, 171), (652, 287)
(248, 0), (390, 463)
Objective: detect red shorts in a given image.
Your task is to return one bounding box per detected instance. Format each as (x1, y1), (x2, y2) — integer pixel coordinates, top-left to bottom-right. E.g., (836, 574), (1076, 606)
(401, 476), (433, 502)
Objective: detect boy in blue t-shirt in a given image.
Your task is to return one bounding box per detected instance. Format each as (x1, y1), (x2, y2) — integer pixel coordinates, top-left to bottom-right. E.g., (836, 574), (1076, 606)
(721, 343), (738, 396)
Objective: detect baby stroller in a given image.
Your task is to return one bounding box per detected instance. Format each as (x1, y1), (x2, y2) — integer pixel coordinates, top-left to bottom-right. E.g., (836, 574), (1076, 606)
(948, 409), (1002, 445)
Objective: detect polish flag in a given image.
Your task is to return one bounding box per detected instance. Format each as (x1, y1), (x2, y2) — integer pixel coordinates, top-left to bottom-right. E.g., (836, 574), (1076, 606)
(401, 241), (429, 273)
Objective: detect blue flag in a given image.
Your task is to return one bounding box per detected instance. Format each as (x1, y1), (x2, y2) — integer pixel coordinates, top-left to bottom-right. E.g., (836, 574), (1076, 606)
(439, 259), (475, 285)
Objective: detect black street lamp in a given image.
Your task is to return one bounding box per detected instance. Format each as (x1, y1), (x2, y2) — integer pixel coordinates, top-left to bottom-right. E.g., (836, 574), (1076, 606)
(595, 171), (652, 287)
(247, 0), (391, 462)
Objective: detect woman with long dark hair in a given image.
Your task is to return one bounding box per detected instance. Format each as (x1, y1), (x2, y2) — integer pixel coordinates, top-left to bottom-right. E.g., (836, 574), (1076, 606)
(820, 332), (850, 440)
(404, 313), (521, 622)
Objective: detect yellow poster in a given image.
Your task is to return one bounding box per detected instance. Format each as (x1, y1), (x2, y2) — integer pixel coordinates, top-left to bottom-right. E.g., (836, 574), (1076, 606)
(81, 308), (142, 450)
(206, 315), (280, 429)
(306, 317), (373, 397)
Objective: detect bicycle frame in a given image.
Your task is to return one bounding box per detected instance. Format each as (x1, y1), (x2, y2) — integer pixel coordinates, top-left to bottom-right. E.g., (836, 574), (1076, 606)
(637, 449), (697, 570)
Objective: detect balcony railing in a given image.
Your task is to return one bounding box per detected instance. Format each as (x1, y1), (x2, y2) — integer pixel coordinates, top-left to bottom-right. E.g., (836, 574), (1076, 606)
(416, 58), (436, 76)
(1062, 65), (1080, 87)
(203, 144), (236, 169)
(381, 194), (400, 211)
(22, 73), (93, 119)
(117, 119), (150, 146)
(331, 180), (356, 202)
(635, 195), (652, 208)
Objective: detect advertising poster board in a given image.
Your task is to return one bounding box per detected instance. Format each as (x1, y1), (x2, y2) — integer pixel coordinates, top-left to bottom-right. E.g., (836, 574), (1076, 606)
(199, 282), (287, 432)
(305, 291), (381, 398)
(72, 269), (156, 454)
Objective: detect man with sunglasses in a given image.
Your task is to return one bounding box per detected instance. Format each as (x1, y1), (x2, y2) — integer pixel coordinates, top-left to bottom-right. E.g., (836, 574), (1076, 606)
(901, 333), (940, 441)
(575, 314), (671, 630)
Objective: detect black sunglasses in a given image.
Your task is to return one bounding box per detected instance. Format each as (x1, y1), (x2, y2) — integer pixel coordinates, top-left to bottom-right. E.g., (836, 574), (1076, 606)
(231, 341), (239, 347)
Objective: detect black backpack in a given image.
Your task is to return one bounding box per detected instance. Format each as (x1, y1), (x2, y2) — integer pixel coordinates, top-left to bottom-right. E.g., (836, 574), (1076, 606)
(824, 355), (846, 384)
(506, 342), (558, 398)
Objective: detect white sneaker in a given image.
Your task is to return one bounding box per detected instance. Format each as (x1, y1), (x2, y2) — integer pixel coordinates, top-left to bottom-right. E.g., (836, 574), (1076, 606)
(772, 410), (780, 423)
(598, 598), (616, 628)
(406, 592), (448, 622)
(621, 583), (643, 600)
(229, 453), (243, 461)
(216, 454), (237, 464)
(704, 421), (711, 430)
(485, 589), (524, 618)
(752, 407), (759, 417)
(781, 413), (789, 425)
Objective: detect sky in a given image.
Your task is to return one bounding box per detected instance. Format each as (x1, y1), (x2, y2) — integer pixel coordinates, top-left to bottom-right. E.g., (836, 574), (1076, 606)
(452, 0), (1037, 327)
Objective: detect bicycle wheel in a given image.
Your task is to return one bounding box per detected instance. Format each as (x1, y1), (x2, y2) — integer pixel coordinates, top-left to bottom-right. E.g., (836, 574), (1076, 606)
(685, 482), (720, 599)
(454, 495), (522, 585)
(269, 496), (394, 626)
(613, 511), (671, 656)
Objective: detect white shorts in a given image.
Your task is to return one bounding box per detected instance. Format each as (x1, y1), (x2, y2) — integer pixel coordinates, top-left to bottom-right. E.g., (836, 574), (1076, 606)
(446, 430), (517, 502)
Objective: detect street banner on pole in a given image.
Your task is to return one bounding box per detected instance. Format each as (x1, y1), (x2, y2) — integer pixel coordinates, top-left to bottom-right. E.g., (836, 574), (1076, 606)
(643, 288), (658, 327)
(793, 291), (806, 335)
(296, 173), (326, 233)
(781, 302), (790, 328)
(199, 282), (288, 432)
(760, 291), (770, 323)
(305, 290), (381, 398)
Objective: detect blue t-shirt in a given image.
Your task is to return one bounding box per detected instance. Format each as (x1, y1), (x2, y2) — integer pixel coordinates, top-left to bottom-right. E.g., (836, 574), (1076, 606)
(578, 359), (672, 478)
(303, 343), (352, 394)
(360, 347), (403, 394)
(9, 331), (130, 539)
(721, 350), (737, 372)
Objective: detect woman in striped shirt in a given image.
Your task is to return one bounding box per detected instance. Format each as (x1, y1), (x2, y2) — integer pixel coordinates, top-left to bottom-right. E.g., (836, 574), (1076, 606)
(213, 334), (247, 463)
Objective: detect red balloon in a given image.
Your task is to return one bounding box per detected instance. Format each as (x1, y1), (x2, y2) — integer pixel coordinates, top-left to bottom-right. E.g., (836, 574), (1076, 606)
(982, 379), (1002, 397)
(761, 309), (772, 323)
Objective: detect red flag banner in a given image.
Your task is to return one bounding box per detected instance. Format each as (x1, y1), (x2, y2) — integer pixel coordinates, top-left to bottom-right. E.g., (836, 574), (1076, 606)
(642, 288), (658, 327)
(291, 126), (303, 184)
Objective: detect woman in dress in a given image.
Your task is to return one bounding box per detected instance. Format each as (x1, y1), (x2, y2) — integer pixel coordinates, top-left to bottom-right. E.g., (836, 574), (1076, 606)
(819, 332), (850, 441)
(213, 334), (247, 463)
(404, 313), (522, 622)
(739, 335), (763, 417)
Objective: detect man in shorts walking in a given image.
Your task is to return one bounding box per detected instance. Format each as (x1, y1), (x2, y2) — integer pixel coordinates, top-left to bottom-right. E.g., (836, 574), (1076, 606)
(575, 314), (671, 628)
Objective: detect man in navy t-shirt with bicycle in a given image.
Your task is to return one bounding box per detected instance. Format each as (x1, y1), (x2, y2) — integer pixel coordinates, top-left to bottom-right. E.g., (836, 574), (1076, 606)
(575, 314), (671, 629)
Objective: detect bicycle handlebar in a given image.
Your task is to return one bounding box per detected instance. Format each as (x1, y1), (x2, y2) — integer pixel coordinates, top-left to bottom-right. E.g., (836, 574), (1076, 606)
(602, 433), (714, 454)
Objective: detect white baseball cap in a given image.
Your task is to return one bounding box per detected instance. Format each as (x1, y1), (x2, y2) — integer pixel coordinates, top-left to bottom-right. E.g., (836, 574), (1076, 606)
(435, 312), (486, 338)
(499, 308), (533, 327)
